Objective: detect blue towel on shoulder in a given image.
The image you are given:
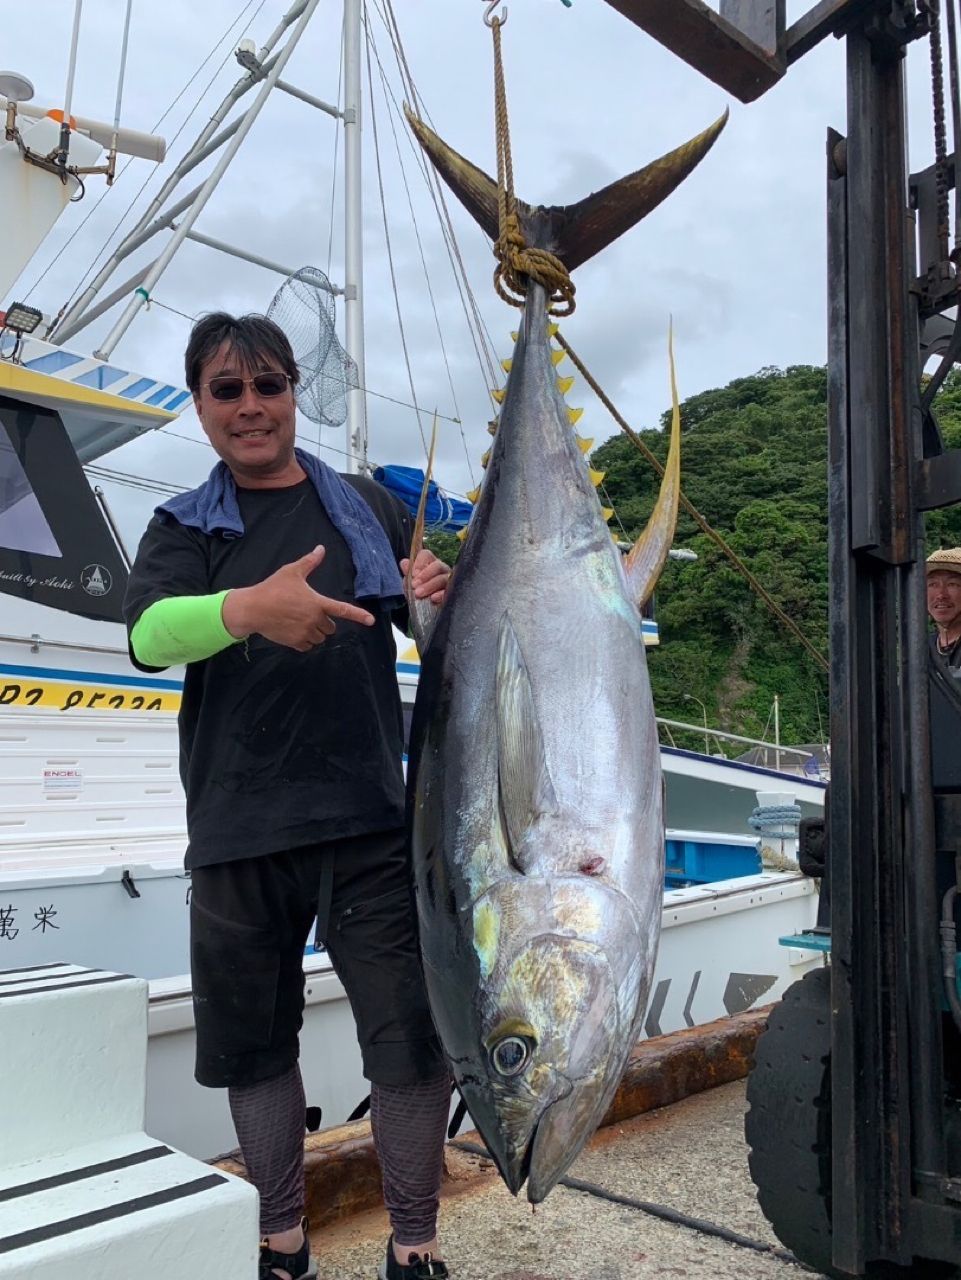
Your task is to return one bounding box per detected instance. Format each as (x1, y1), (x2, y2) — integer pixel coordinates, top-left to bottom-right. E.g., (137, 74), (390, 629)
(157, 449), (404, 603)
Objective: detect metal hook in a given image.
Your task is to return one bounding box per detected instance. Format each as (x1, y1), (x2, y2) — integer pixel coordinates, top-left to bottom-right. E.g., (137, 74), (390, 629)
(483, 1), (507, 27)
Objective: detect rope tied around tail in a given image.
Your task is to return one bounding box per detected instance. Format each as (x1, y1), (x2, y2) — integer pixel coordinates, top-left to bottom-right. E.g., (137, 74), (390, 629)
(488, 14), (575, 316)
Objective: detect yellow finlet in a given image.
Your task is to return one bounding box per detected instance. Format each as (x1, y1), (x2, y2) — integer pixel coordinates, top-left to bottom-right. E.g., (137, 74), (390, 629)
(492, 388), (506, 404)
(589, 469), (606, 487)
(501, 358), (513, 374)
(511, 331), (518, 342)
(481, 448), (491, 468)
(487, 420), (498, 436)
(556, 376), (574, 395)
(466, 486), (481, 504)
(575, 435), (593, 454)
(548, 323), (559, 337)
(551, 349), (566, 367)
(568, 407), (584, 426)
(457, 526), (469, 542)
(601, 508), (614, 522)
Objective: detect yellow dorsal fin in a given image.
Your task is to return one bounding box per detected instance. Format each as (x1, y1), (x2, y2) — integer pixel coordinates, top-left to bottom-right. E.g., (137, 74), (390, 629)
(481, 448), (491, 468)
(568, 407), (584, 426)
(487, 420), (498, 436)
(501, 358), (513, 374)
(601, 507), (614, 522)
(492, 388), (506, 404)
(551, 349), (566, 367)
(589, 469), (606, 487)
(576, 435), (593, 454)
(556, 376), (574, 395)
(466, 486), (481, 504)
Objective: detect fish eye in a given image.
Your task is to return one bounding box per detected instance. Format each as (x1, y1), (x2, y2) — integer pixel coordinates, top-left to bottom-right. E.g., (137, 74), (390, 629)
(490, 1035), (533, 1077)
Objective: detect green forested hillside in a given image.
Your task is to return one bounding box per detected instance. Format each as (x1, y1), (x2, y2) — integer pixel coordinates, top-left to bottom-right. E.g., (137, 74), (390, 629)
(427, 366), (961, 752)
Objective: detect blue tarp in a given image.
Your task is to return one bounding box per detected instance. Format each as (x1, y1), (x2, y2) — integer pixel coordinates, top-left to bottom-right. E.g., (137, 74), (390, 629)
(373, 464), (473, 532)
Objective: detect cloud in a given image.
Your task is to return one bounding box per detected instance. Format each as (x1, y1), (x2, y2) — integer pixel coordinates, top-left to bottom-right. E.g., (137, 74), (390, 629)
(1, 0), (940, 538)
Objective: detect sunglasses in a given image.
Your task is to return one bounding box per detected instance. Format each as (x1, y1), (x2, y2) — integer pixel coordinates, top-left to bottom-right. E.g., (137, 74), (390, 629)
(204, 372), (292, 402)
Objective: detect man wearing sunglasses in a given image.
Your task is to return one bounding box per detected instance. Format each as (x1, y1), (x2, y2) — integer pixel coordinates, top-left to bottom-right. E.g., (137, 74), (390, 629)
(124, 312), (453, 1280)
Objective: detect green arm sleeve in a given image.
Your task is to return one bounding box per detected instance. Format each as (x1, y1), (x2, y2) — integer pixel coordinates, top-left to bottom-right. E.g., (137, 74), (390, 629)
(130, 592), (242, 667)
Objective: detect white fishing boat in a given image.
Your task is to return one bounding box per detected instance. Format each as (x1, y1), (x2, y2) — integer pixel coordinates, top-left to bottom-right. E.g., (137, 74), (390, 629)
(0, 1), (823, 1162)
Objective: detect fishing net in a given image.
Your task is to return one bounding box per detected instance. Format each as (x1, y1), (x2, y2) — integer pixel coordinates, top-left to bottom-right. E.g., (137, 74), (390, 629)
(266, 266), (358, 428)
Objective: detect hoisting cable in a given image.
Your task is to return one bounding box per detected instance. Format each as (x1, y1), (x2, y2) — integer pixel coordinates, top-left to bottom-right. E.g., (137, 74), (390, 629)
(555, 332), (830, 674)
(448, 1140), (806, 1268)
(484, 4), (576, 316)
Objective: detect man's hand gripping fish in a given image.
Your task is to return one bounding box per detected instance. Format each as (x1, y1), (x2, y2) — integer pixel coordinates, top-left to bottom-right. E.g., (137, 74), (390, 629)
(402, 107), (727, 1203)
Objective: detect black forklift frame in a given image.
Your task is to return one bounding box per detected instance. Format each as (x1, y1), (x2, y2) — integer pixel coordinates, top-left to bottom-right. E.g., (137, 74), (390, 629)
(600, 0), (961, 1272)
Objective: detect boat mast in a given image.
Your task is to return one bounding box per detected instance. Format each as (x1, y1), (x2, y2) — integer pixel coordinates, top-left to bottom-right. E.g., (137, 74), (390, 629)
(342, 0), (367, 475)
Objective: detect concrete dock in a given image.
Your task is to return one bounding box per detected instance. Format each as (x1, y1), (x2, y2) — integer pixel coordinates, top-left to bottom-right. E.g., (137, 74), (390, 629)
(308, 1081), (821, 1280)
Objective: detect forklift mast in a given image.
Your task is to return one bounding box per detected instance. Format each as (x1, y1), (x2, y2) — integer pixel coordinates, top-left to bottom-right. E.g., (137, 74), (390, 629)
(600, 1), (961, 1274)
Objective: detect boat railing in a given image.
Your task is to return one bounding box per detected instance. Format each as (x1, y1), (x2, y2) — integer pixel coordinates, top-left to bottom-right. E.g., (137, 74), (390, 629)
(0, 630), (129, 657)
(656, 715), (819, 773)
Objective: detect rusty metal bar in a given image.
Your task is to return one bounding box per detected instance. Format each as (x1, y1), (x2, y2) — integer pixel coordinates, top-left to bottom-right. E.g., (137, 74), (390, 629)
(918, 449), (961, 508)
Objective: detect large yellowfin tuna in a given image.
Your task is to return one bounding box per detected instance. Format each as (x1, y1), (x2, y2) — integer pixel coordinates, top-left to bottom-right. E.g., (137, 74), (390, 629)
(403, 109), (726, 1202)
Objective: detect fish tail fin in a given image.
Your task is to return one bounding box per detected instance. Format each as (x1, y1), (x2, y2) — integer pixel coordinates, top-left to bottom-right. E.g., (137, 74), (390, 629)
(405, 105), (728, 271)
(624, 324), (681, 606)
(405, 413), (443, 654)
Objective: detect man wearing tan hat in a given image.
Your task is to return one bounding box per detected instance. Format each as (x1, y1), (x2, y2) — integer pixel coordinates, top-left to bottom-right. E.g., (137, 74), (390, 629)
(927, 547), (961, 673)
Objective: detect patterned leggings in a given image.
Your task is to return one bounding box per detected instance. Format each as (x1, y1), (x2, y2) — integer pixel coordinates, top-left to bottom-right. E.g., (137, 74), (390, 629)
(229, 1064), (451, 1240)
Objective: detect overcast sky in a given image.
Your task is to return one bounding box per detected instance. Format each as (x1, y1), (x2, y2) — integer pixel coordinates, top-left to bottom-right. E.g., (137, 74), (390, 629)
(4, 1), (946, 549)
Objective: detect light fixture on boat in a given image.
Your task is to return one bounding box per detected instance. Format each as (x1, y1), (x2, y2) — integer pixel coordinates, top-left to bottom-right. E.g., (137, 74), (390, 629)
(0, 301), (43, 365)
(2, 302), (42, 335)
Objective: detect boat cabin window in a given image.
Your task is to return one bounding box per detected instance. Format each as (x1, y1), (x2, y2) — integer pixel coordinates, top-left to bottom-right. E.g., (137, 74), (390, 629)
(0, 418), (62, 557)
(0, 397), (128, 623)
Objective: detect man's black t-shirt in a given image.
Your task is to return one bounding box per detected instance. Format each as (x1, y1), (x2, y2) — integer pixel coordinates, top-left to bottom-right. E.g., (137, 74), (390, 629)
(123, 475), (413, 869)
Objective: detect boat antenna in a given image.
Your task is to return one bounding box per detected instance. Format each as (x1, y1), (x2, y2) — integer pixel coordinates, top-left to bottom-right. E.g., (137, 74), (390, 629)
(107, 0), (136, 185)
(57, 0), (85, 177)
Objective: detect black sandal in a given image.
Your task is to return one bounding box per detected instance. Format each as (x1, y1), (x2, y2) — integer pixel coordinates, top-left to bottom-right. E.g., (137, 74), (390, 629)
(259, 1217), (318, 1280)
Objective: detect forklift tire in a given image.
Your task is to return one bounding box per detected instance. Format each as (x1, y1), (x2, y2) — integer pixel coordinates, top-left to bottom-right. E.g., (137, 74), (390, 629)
(745, 966), (958, 1279)
(746, 966), (837, 1276)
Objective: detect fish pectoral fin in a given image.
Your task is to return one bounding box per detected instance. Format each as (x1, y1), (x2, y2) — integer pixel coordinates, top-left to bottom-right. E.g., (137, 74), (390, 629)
(624, 325), (682, 607)
(405, 413), (444, 655)
(495, 615), (556, 874)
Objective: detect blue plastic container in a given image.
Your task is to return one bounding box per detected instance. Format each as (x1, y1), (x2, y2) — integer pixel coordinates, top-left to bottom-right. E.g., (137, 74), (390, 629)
(664, 836), (762, 888)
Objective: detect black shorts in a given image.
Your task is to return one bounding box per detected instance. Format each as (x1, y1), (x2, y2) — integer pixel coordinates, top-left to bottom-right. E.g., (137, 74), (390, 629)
(189, 828), (446, 1089)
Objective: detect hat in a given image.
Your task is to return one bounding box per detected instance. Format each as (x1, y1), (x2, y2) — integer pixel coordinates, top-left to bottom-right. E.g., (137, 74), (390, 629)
(926, 547), (961, 574)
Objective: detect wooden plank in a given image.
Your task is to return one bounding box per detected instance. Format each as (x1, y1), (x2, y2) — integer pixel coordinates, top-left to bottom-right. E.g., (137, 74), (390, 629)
(720, 0), (784, 57)
(599, 0), (785, 102)
(785, 0), (873, 64)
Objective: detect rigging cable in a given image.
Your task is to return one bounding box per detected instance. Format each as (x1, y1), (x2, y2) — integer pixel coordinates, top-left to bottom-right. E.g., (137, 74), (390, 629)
(373, 0), (502, 391)
(364, 18), (429, 456)
(367, 24), (476, 485)
(24, 0), (267, 319)
(555, 332), (830, 674)
(368, 17), (501, 410)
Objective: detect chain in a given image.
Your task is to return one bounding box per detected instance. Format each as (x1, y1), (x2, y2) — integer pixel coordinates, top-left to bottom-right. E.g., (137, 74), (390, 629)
(922, 0), (952, 262)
